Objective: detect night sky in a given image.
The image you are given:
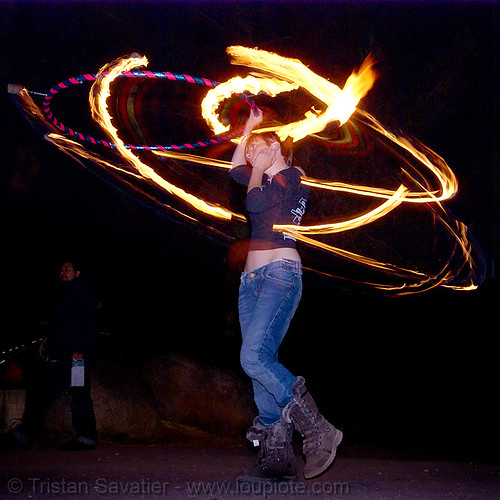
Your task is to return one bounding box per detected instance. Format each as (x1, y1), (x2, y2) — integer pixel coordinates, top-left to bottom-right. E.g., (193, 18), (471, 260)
(0, 1), (497, 460)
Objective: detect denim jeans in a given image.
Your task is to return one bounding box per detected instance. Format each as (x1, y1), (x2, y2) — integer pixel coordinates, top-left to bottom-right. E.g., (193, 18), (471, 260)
(238, 259), (302, 425)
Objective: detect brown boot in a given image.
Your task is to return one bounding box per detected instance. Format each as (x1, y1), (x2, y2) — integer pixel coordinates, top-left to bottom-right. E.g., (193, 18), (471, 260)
(282, 377), (342, 479)
(238, 417), (297, 481)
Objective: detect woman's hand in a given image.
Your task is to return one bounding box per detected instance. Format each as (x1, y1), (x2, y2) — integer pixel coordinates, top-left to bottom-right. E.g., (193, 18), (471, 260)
(243, 108), (263, 136)
(246, 145), (276, 193)
(250, 146), (275, 173)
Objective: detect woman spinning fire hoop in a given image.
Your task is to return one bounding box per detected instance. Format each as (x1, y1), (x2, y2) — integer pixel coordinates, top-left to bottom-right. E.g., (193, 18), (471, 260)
(229, 108), (343, 481)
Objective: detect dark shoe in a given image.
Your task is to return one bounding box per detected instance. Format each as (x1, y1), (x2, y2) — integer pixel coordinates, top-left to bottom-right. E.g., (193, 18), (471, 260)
(59, 436), (96, 451)
(238, 417), (297, 482)
(283, 376), (342, 479)
(0, 430), (31, 450)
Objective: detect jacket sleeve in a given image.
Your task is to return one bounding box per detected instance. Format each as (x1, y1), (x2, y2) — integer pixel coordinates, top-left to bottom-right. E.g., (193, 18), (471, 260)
(229, 165), (252, 186)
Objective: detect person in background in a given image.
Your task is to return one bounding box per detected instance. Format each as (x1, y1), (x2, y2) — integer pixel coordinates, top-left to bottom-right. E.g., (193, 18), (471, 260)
(12, 259), (99, 450)
(229, 109), (343, 481)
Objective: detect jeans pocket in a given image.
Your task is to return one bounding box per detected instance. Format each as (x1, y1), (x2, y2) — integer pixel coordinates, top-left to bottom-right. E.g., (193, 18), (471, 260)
(264, 266), (298, 288)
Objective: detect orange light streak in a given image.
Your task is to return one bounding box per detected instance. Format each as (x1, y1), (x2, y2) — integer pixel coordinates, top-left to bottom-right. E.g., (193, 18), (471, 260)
(88, 55), (240, 222)
(215, 46), (377, 140)
(44, 132), (202, 225)
(355, 109), (458, 202)
(202, 75), (298, 136)
(89, 53), (479, 292)
(10, 47), (481, 294)
(277, 184), (409, 235)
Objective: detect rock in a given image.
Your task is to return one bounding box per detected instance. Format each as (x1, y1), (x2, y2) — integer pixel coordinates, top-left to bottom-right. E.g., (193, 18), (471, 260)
(1, 354), (256, 445)
(0, 389), (26, 431)
(43, 360), (166, 443)
(143, 353), (255, 436)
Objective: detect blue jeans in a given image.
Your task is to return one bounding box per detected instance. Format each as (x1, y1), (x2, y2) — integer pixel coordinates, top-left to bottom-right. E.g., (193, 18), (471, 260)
(238, 259), (302, 425)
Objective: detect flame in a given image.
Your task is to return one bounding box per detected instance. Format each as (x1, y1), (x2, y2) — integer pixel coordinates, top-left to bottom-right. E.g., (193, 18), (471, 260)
(199, 47), (472, 292)
(73, 53), (481, 292)
(10, 48), (482, 295)
(355, 109), (458, 202)
(277, 184), (409, 235)
(88, 55), (241, 222)
(202, 75), (298, 136)
(202, 46), (377, 142)
(44, 133), (206, 225)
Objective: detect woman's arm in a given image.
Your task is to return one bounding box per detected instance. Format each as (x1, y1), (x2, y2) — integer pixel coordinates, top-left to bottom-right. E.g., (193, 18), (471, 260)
(230, 109), (263, 170)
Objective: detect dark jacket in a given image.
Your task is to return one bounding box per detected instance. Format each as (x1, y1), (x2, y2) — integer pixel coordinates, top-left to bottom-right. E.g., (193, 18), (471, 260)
(45, 275), (98, 362)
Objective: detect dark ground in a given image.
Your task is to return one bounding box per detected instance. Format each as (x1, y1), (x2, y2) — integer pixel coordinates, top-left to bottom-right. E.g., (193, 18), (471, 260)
(1, 439), (499, 499)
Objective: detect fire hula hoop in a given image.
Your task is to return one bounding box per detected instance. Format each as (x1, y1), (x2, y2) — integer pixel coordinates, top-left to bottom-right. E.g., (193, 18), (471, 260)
(41, 70), (259, 151)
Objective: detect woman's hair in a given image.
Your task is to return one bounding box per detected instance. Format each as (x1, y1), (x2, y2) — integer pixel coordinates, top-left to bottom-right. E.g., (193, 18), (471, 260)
(245, 131), (293, 167)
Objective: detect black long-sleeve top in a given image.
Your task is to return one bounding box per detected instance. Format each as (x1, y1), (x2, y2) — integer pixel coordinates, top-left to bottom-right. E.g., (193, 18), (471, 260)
(230, 165), (309, 251)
